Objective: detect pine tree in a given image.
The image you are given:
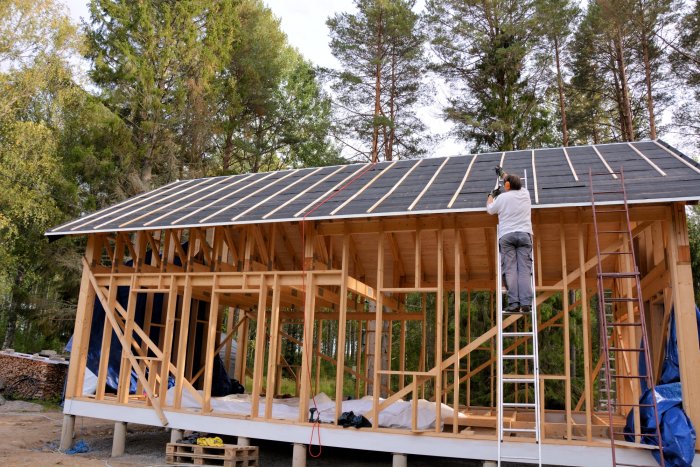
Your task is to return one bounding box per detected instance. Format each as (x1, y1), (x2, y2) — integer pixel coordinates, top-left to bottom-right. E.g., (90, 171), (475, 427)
(670, 0), (700, 148)
(535, 0), (580, 146)
(214, 0), (338, 173)
(327, 0), (428, 162)
(630, 0), (678, 140)
(86, 0), (237, 191)
(426, 0), (552, 152)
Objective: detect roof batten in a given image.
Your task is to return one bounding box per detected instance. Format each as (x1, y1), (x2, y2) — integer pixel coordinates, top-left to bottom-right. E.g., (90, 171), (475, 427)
(448, 154), (477, 208)
(232, 167), (324, 221)
(562, 147), (579, 181)
(89, 179), (204, 230)
(368, 159), (422, 213)
(124, 175), (241, 228)
(591, 146), (618, 179)
(171, 173), (257, 225)
(263, 165), (347, 219)
(531, 150), (539, 204)
(294, 164), (367, 217)
(331, 161), (398, 215)
(200, 170), (296, 223)
(52, 180), (181, 232)
(652, 140), (700, 175)
(408, 157), (450, 211)
(627, 142), (666, 176)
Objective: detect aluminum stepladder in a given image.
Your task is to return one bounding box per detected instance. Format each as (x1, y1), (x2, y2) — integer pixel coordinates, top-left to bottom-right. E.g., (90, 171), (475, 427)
(496, 170), (542, 466)
(589, 167), (665, 467)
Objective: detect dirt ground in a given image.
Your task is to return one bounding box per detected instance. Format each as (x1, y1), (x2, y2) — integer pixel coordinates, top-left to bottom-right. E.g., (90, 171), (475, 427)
(0, 400), (489, 466)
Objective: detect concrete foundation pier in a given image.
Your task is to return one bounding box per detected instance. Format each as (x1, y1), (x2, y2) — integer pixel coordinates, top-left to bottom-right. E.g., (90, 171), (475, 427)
(292, 443), (306, 467)
(393, 453), (408, 467)
(237, 436), (251, 446)
(111, 421), (127, 457)
(59, 414), (75, 451)
(170, 428), (183, 443)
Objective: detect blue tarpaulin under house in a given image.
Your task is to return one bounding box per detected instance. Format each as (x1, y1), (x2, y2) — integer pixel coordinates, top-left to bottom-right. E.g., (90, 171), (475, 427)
(624, 306), (700, 467)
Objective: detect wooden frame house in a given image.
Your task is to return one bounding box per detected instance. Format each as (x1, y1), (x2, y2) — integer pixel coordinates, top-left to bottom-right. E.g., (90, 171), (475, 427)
(51, 140), (700, 466)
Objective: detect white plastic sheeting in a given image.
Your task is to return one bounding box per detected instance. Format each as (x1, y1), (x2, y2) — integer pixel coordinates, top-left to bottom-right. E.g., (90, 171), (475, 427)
(165, 389), (461, 430)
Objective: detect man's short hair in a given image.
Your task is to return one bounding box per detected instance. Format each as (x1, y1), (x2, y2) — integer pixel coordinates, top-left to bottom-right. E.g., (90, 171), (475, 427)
(506, 173), (522, 190)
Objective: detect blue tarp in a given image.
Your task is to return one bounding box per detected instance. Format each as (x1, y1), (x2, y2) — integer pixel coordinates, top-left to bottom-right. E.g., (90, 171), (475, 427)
(624, 306), (700, 467)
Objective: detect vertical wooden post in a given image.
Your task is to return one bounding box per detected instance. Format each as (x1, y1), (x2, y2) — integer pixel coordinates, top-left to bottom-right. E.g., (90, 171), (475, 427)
(96, 274), (118, 400)
(202, 276), (221, 413)
(224, 309), (234, 374)
(622, 231), (641, 439)
(117, 275), (138, 403)
(578, 223), (593, 441)
(466, 290), (471, 408)
(298, 272), (316, 421)
(435, 229), (444, 431)
(560, 222), (572, 440)
(265, 275), (282, 418)
(314, 320), (323, 394)
(372, 233), (385, 429)
(251, 278), (269, 418)
(668, 204), (700, 447)
(355, 319), (362, 400)
(173, 275), (193, 409)
(335, 236), (350, 423)
(453, 230), (461, 433)
(66, 236), (97, 399)
(234, 309), (248, 383)
(159, 276), (178, 402)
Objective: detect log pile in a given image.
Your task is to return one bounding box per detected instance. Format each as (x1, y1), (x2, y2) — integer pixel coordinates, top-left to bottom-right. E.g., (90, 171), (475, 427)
(0, 350), (69, 400)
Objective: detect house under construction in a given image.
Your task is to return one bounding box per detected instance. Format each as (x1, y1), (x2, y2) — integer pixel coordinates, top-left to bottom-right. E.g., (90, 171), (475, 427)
(50, 140), (700, 466)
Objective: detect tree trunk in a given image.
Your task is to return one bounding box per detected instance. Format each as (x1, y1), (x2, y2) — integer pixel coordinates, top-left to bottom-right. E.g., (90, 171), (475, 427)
(610, 53), (628, 140)
(387, 46), (397, 161)
(554, 36), (569, 146)
(614, 31), (635, 141)
(2, 303), (17, 349)
(641, 26), (657, 139)
(371, 9), (383, 163)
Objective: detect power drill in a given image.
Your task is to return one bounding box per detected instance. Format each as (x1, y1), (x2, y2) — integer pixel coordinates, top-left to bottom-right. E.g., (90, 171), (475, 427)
(489, 166), (505, 199)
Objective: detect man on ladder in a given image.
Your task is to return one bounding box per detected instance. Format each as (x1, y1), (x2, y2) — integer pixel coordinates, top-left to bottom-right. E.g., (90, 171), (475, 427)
(487, 167), (542, 466)
(487, 168), (533, 312)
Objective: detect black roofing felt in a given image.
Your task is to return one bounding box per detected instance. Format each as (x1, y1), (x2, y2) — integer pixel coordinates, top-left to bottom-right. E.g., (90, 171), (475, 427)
(47, 140), (700, 236)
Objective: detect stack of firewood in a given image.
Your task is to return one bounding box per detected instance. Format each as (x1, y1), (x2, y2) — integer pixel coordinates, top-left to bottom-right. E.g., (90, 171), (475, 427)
(0, 350), (68, 400)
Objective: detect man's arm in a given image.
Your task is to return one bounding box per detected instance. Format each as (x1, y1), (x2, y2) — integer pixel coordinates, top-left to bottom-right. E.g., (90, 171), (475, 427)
(486, 193), (499, 214)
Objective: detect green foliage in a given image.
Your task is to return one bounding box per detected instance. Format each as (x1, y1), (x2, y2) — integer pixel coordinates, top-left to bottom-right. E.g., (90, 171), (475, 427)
(426, 0), (555, 152)
(327, 0), (429, 161)
(670, 0), (700, 148)
(688, 206), (700, 305)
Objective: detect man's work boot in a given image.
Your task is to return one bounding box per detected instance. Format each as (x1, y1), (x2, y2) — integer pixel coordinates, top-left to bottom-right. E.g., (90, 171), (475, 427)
(520, 305), (532, 313)
(503, 302), (520, 313)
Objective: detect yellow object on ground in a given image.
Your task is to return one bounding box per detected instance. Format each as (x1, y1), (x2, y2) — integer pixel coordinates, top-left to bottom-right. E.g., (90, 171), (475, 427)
(196, 436), (224, 447)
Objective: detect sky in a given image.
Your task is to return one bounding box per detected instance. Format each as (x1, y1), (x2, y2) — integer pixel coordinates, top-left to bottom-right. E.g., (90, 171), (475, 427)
(57, 0), (690, 157)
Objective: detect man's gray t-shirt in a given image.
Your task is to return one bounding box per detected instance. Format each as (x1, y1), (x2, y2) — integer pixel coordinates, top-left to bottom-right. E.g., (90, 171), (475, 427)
(486, 188), (533, 238)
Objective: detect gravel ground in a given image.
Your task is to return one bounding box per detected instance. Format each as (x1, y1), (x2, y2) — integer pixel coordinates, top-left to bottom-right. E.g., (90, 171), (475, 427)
(0, 400), (537, 466)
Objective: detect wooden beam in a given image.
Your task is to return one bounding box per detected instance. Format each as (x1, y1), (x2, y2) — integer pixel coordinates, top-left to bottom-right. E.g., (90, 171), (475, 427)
(251, 277), (268, 418)
(65, 236), (97, 399)
(578, 223), (593, 441)
(668, 204), (700, 447)
(372, 233), (385, 429)
(265, 275), (282, 418)
(335, 236), (350, 425)
(202, 276), (221, 413)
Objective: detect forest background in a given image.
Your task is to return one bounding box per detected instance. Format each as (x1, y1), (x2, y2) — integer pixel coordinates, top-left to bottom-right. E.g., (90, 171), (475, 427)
(1, 0), (699, 386)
